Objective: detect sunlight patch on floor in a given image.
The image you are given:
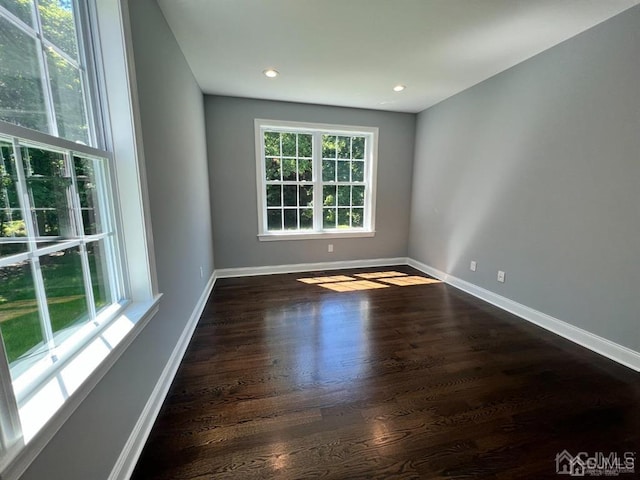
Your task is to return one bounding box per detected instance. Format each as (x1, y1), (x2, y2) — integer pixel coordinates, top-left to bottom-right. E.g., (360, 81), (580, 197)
(318, 280), (389, 292)
(380, 276), (442, 286)
(354, 271), (407, 279)
(298, 271), (441, 292)
(298, 275), (354, 284)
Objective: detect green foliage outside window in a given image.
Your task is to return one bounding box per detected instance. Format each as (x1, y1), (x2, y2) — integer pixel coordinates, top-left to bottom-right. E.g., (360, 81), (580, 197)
(262, 129), (369, 232)
(0, 0), (89, 143)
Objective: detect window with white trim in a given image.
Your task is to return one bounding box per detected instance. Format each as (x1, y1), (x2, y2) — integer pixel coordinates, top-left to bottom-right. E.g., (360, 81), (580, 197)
(0, 0), (153, 471)
(255, 120), (378, 240)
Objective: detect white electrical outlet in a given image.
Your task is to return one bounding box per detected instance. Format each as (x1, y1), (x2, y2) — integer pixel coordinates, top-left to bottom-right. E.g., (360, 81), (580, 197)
(497, 270), (505, 283)
(470, 261), (477, 272)
(328, 244), (334, 253)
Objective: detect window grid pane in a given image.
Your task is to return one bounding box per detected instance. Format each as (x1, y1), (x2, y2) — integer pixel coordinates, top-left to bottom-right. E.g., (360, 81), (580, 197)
(283, 208), (297, 230)
(73, 155), (106, 235)
(0, 1), (93, 145)
(21, 145), (75, 245)
(0, 260), (45, 365)
(38, 0), (79, 60)
(264, 131), (314, 232)
(0, 0), (35, 26)
(87, 239), (111, 313)
(0, 16), (49, 132)
(321, 135), (367, 230)
(1, 140), (28, 258)
(267, 208), (282, 231)
(41, 246), (89, 343)
(46, 48), (89, 144)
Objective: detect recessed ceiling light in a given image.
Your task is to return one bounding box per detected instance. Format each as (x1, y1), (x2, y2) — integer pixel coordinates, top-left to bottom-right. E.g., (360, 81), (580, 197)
(393, 84), (406, 92)
(263, 68), (279, 78)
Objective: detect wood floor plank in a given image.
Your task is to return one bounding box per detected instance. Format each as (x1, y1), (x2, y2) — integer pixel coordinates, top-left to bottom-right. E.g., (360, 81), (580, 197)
(131, 266), (640, 479)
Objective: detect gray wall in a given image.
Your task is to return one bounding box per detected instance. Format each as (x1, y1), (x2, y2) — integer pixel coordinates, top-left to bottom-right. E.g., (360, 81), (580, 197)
(408, 5), (640, 352)
(206, 96), (415, 269)
(19, 0), (214, 478)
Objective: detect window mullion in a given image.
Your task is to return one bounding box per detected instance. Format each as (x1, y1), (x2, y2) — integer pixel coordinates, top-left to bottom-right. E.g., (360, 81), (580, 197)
(295, 134), (298, 230)
(312, 133), (322, 231)
(363, 135), (371, 230)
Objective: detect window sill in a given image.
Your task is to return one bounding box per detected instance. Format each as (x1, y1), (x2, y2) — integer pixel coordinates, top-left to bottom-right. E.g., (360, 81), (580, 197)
(0, 295), (162, 480)
(258, 230), (375, 241)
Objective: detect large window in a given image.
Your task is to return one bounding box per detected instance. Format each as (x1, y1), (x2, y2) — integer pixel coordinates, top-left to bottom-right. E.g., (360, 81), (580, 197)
(0, 0), (154, 473)
(255, 120), (378, 240)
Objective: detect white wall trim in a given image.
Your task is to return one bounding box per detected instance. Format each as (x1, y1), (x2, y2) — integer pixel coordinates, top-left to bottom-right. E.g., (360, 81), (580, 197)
(407, 258), (640, 372)
(108, 272), (217, 480)
(215, 257), (408, 278)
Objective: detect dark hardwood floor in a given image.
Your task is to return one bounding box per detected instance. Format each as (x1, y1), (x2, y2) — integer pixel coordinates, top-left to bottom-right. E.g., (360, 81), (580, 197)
(131, 266), (639, 479)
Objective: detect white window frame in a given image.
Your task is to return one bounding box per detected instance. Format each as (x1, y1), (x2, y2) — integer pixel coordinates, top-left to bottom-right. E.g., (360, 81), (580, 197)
(0, 1), (159, 479)
(255, 119), (378, 241)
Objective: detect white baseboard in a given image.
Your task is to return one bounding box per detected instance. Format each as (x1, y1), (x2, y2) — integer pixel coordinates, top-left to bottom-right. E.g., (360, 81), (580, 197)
(407, 258), (640, 372)
(108, 272), (217, 480)
(216, 257), (409, 278)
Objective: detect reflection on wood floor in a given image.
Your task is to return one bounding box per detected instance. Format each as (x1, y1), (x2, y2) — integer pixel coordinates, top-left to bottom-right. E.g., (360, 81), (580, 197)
(131, 265), (640, 480)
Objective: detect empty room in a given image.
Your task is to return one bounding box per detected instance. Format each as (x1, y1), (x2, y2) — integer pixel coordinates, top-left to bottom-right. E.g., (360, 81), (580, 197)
(0, 0), (639, 479)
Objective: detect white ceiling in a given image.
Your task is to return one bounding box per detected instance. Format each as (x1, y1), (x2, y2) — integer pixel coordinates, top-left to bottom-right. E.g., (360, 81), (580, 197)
(157, 0), (640, 113)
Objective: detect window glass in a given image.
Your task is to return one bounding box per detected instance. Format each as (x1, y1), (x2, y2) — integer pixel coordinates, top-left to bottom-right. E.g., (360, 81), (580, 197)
(0, 16), (49, 132)
(267, 209), (281, 231)
(0, 259), (44, 365)
(87, 239), (111, 312)
(0, 0), (34, 26)
(0, 0), (91, 145)
(264, 130), (317, 232)
(41, 246), (89, 341)
(322, 134), (367, 230)
(74, 155), (106, 235)
(21, 146), (75, 246)
(38, 0), (79, 59)
(47, 48), (89, 144)
(1, 140), (28, 258)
